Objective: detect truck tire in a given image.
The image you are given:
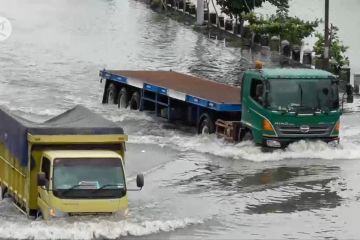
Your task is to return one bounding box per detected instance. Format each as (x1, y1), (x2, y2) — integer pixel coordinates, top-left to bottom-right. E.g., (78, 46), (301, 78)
(129, 92), (140, 110)
(198, 113), (215, 134)
(0, 186), (6, 200)
(36, 210), (43, 220)
(106, 83), (117, 104)
(241, 130), (253, 141)
(117, 88), (128, 109)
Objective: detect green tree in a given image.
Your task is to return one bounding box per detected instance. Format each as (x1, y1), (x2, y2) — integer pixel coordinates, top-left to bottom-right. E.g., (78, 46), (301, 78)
(249, 9), (319, 45)
(215, 0), (289, 22)
(313, 25), (349, 71)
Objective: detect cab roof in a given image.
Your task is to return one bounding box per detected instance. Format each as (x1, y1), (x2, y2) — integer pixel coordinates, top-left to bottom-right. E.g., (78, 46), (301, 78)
(43, 150), (122, 160)
(251, 68), (335, 80)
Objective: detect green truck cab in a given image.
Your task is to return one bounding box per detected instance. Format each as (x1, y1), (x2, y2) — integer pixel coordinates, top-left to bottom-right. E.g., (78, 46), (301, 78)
(237, 68), (352, 148)
(0, 106), (143, 219)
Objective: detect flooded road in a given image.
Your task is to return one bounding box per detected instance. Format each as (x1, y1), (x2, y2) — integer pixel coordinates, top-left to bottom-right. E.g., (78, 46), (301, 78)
(1, 0), (360, 239)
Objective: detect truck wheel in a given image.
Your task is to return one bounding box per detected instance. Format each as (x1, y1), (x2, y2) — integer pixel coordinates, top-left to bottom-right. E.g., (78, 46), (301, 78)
(117, 88), (128, 109)
(198, 114), (215, 134)
(129, 92), (140, 110)
(0, 186), (7, 200)
(36, 210), (43, 220)
(106, 83), (117, 104)
(242, 130), (253, 141)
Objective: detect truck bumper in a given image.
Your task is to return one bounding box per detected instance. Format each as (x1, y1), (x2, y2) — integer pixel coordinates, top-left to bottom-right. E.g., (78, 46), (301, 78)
(262, 136), (340, 149)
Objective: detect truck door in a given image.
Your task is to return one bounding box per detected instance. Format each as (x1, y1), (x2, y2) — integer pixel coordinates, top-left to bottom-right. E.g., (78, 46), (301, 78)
(242, 78), (266, 142)
(37, 156), (51, 218)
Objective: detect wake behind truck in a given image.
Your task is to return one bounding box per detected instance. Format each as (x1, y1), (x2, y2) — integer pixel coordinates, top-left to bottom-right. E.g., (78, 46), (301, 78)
(0, 105), (144, 219)
(100, 66), (353, 148)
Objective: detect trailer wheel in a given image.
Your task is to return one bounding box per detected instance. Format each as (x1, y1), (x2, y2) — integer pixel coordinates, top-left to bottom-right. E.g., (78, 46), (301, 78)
(106, 83), (117, 104)
(130, 92), (140, 110)
(241, 130), (253, 141)
(117, 88), (128, 109)
(198, 114), (215, 134)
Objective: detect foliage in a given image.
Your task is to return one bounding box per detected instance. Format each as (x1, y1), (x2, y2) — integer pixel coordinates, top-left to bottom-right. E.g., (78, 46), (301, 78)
(215, 0), (288, 21)
(249, 12), (319, 45)
(313, 26), (349, 70)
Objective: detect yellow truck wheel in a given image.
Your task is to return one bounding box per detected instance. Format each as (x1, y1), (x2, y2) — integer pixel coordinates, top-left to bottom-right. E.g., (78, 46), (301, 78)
(0, 186), (3, 200)
(0, 185), (6, 200)
(35, 210), (44, 220)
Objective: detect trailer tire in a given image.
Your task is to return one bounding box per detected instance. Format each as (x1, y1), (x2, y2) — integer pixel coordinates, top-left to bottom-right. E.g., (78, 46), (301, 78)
(117, 88), (128, 109)
(198, 114), (215, 134)
(106, 83), (117, 104)
(129, 92), (141, 110)
(241, 130), (253, 141)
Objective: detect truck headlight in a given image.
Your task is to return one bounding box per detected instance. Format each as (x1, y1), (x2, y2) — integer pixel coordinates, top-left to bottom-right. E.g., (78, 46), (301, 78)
(328, 138), (340, 146)
(266, 139), (281, 148)
(113, 208), (129, 217)
(49, 208), (68, 218)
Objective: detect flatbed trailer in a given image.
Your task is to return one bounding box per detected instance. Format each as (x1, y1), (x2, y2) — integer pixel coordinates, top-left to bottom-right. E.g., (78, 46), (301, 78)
(100, 70), (242, 135)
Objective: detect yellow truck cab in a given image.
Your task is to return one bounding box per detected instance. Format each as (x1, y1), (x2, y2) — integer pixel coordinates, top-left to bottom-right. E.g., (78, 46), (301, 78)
(0, 105), (143, 219)
(37, 150), (128, 219)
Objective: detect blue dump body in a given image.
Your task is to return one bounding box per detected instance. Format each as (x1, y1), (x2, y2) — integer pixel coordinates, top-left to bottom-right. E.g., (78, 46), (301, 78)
(0, 106), (124, 166)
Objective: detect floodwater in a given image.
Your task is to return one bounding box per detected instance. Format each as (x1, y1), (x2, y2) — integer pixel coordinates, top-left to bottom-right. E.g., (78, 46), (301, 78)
(0, 0), (360, 239)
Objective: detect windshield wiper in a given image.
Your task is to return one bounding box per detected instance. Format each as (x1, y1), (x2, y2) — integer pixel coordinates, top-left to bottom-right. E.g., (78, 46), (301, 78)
(61, 184), (83, 194)
(92, 184), (124, 192)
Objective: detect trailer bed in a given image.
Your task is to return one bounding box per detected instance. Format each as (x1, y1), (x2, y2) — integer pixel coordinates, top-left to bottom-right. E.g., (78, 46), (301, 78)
(109, 70), (241, 104)
(101, 70), (242, 112)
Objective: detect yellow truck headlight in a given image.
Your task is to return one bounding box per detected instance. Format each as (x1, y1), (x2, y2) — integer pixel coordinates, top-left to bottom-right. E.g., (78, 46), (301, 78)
(49, 208), (68, 218)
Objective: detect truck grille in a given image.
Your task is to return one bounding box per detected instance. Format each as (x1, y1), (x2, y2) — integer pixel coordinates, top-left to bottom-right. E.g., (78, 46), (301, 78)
(276, 125), (332, 137)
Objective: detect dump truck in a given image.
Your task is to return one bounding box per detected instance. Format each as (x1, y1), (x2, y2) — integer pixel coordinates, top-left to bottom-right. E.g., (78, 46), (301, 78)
(0, 105), (144, 219)
(100, 66), (353, 148)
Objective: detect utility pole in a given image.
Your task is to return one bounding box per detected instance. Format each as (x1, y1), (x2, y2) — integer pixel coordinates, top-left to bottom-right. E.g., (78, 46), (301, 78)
(197, 0), (204, 25)
(324, 0), (330, 69)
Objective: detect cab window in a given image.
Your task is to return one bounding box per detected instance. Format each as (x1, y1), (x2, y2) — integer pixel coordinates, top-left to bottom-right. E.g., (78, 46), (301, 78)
(250, 79), (264, 105)
(41, 157), (51, 181)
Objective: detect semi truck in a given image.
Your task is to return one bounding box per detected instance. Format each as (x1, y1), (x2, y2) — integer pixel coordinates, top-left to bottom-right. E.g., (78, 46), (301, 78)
(100, 66), (353, 148)
(0, 105), (144, 219)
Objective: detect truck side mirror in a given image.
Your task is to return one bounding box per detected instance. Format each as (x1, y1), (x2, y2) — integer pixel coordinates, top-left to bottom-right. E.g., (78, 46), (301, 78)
(37, 172), (47, 187)
(136, 173), (144, 189)
(346, 84), (354, 103)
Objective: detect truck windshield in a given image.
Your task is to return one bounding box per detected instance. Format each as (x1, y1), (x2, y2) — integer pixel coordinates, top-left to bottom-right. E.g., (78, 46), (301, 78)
(266, 79), (339, 113)
(53, 158), (125, 199)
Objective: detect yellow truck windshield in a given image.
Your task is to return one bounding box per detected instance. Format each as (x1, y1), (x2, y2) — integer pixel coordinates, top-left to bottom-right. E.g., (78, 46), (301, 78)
(52, 158), (125, 199)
